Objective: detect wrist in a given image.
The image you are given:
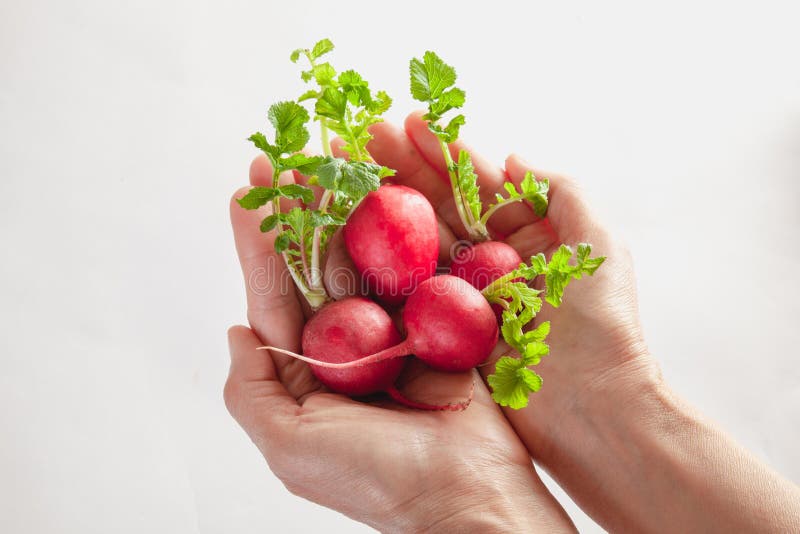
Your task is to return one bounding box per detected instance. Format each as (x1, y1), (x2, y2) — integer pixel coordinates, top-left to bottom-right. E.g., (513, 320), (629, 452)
(384, 463), (574, 533)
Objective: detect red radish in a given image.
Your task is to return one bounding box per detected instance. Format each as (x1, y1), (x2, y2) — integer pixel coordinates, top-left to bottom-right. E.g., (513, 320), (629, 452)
(300, 297), (405, 396)
(266, 275), (498, 373)
(450, 241), (522, 319)
(344, 184), (439, 305)
(450, 241), (522, 290)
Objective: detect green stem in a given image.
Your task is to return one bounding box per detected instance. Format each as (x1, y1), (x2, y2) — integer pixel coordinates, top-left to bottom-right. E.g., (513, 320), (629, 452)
(439, 140), (489, 242)
(481, 271), (519, 301)
(342, 119), (367, 162)
(320, 117), (333, 157)
(271, 168), (327, 309)
(309, 190), (333, 290)
(479, 197), (524, 227)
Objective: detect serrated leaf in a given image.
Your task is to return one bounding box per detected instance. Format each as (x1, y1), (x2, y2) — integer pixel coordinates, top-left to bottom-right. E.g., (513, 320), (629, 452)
(310, 38), (334, 59)
(340, 161), (382, 200)
(526, 321), (550, 342)
(315, 87), (347, 120)
(298, 89), (318, 102)
(290, 49), (303, 63)
(236, 186), (278, 210)
(539, 244), (606, 307)
(248, 132), (280, 163)
(521, 340), (549, 366)
(367, 90), (392, 114)
(315, 156), (345, 190)
(260, 214), (279, 232)
(267, 101), (310, 154)
(519, 171), (549, 217)
(274, 232), (291, 253)
(488, 356), (542, 409)
(278, 153), (324, 176)
(338, 69), (365, 88)
(409, 51), (457, 102)
(312, 62), (336, 85)
(277, 184), (315, 204)
(308, 211), (346, 228)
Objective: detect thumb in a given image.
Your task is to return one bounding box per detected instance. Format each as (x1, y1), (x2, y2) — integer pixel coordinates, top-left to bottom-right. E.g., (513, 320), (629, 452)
(504, 154), (607, 245)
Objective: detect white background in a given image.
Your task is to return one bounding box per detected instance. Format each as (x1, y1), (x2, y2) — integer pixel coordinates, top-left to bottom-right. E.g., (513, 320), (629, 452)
(1, 1), (798, 532)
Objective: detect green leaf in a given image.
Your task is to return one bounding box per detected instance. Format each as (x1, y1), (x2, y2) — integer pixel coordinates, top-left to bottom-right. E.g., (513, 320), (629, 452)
(278, 153), (324, 175)
(312, 62), (336, 85)
(538, 244), (607, 307)
(236, 186), (278, 210)
(236, 185), (315, 210)
(274, 232), (291, 253)
(409, 51), (457, 102)
(340, 161), (382, 200)
(314, 157), (381, 200)
(315, 87), (347, 120)
(428, 87), (466, 119)
(428, 114), (465, 144)
(298, 89), (318, 102)
(290, 49), (303, 63)
(526, 321), (550, 343)
(308, 211), (346, 228)
(315, 156), (345, 190)
(520, 171), (549, 217)
(277, 184), (315, 204)
(282, 207), (307, 237)
(248, 132), (280, 164)
(311, 38), (334, 59)
(267, 101), (310, 154)
(260, 214), (279, 232)
(488, 356), (543, 409)
(367, 90), (392, 114)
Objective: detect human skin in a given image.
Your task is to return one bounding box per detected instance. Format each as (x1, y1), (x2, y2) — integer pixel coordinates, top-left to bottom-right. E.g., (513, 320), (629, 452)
(376, 112), (800, 532)
(225, 153), (575, 532)
(227, 111), (800, 532)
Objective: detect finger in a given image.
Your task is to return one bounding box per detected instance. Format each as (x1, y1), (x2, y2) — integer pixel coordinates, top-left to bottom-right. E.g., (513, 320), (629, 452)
(329, 137), (349, 160)
(249, 154), (303, 213)
(365, 121), (451, 206)
(322, 228), (367, 300)
(403, 112), (534, 238)
(230, 185), (320, 398)
(224, 325), (298, 454)
(503, 219), (557, 259)
(505, 154), (605, 244)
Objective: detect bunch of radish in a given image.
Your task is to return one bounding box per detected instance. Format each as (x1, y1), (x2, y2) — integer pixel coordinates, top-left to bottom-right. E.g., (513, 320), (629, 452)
(237, 40), (604, 411)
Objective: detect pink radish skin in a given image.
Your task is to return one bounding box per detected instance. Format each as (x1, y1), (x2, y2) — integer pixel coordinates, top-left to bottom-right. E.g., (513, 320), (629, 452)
(301, 297), (405, 396)
(449, 241), (522, 290)
(267, 275), (498, 373)
(450, 241), (522, 319)
(344, 185), (439, 306)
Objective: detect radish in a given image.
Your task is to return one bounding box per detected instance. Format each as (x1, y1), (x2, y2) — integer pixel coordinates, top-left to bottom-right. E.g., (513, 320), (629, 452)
(450, 241), (523, 320)
(344, 184), (439, 306)
(266, 275), (498, 373)
(300, 297), (405, 396)
(263, 295), (474, 410)
(450, 241), (522, 290)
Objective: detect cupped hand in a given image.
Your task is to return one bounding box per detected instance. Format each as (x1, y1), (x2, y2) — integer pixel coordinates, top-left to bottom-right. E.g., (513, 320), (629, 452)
(366, 112), (660, 492)
(225, 156), (574, 532)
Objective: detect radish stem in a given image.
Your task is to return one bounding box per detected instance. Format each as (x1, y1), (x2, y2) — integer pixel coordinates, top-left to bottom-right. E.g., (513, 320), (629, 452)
(258, 341), (411, 369)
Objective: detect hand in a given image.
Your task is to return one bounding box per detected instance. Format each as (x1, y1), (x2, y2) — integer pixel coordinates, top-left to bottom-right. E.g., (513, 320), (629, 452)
(366, 112), (659, 527)
(225, 156), (575, 532)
